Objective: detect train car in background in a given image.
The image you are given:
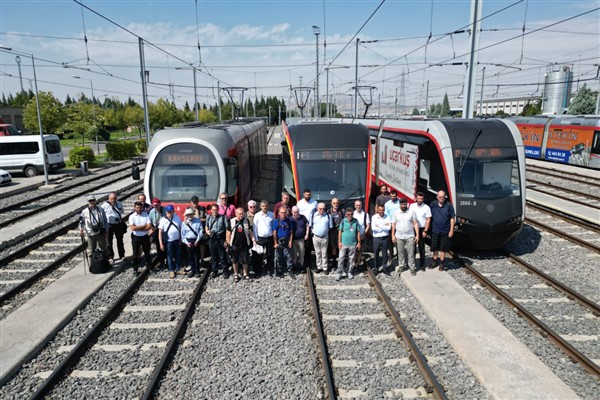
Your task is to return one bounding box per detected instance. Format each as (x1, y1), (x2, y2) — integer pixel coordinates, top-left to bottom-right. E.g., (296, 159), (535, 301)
(353, 118), (526, 249)
(282, 120), (371, 210)
(133, 119), (267, 218)
(511, 115), (600, 169)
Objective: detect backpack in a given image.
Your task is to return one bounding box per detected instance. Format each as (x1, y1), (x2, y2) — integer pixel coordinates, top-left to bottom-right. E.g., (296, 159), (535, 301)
(89, 249), (110, 274)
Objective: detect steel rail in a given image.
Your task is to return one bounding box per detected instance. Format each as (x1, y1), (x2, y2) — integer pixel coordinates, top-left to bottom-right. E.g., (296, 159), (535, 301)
(0, 167), (143, 229)
(29, 266), (151, 399)
(526, 166), (600, 187)
(305, 268), (337, 400)
(505, 252), (600, 316)
(525, 217), (600, 254)
(0, 162), (135, 213)
(526, 186), (600, 210)
(526, 202), (600, 234)
(527, 177), (600, 202)
(452, 253), (600, 378)
(141, 268), (210, 399)
(365, 267), (448, 400)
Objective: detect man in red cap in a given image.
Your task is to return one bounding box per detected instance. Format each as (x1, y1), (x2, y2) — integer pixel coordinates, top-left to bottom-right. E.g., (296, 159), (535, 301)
(149, 197), (166, 269)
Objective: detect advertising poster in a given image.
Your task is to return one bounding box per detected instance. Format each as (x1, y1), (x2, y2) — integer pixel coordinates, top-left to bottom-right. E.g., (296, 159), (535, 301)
(379, 138), (419, 198)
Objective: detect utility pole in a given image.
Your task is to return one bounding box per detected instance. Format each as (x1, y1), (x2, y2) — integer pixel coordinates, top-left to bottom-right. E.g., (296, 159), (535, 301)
(138, 38), (151, 145)
(400, 69), (406, 116)
(395, 87), (398, 116)
(462, 0), (482, 119)
(313, 26), (320, 118)
(354, 38), (359, 118)
(479, 66), (486, 116)
(425, 80), (430, 115)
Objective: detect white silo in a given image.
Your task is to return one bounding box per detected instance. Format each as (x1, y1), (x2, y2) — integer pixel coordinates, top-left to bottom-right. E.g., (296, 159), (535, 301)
(542, 65), (573, 115)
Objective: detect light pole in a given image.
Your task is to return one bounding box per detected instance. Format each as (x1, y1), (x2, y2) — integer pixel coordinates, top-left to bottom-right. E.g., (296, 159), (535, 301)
(313, 25), (320, 118)
(0, 46), (49, 185)
(72, 75), (100, 155)
(15, 55), (24, 92)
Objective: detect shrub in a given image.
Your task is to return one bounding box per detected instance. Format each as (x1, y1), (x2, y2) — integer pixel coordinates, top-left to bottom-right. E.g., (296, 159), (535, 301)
(69, 146), (95, 165)
(106, 141), (138, 160)
(134, 139), (147, 154)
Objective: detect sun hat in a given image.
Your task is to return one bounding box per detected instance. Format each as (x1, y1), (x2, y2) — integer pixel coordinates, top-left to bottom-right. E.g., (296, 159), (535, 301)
(184, 208), (195, 215)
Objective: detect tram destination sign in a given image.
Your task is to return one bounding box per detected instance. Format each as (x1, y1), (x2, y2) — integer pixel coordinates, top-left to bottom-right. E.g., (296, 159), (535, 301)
(297, 150), (364, 160)
(162, 153), (209, 164)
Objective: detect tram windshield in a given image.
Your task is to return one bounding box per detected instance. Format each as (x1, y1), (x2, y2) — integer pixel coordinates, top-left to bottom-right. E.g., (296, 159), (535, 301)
(295, 157), (367, 201)
(455, 147), (521, 199)
(150, 143), (220, 202)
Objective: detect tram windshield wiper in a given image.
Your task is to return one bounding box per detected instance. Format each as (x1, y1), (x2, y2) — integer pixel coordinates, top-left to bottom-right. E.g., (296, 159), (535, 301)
(457, 128), (483, 175)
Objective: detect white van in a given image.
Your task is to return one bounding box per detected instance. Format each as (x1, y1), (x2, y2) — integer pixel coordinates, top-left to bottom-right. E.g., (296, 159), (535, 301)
(0, 135), (66, 177)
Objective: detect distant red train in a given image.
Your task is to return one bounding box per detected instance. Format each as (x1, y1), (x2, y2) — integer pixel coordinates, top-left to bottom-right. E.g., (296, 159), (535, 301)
(510, 115), (600, 169)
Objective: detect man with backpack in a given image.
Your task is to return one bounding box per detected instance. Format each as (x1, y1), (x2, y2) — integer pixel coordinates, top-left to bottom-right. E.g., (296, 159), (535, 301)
(205, 204), (228, 278)
(181, 208), (203, 278)
(79, 194), (108, 255)
(158, 205), (183, 279)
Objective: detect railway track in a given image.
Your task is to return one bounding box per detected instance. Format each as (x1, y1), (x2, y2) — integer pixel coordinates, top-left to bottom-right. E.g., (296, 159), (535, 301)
(0, 185), (141, 318)
(0, 164), (143, 230)
(452, 252), (600, 379)
(525, 204), (600, 253)
(525, 165), (600, 189)
(306, 265), (447, 399)
(29, 267), (209, 399)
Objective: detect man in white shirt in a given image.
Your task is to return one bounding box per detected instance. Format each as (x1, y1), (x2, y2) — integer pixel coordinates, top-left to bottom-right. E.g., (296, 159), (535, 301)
(297, 188), (317, 268)
(371, 204), (392, 274)
(158, 205), (183, 279)
(409, 192), (432, 270)
(128, 201), (152, 275)
(353, 200), (370, 268)
(252, 200), (275, 276)
(391, 198), (419, 276)
(101, 192), (126, 262)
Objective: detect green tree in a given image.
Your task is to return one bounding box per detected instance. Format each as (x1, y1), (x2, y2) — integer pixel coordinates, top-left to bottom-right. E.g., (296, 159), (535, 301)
(104, 107), (126, 132)
(62, 101), (97, 142)
(412, 107), (420, 115)
(23, 91), (66, 134)
(433, 103), (442, 116)
(568, 84), (597, 115)
(10, 90), (34, 107)
(428, 104), (436, 115)
(124, 104), (145, 133)
(520, 99), (542, 116)
(148, 98), (180, 130)
(441, 93), (451, 117)
(199, 108), (217, 123)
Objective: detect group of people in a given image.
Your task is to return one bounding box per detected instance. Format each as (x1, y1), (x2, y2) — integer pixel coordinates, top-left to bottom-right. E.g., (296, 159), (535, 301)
(79, 185), (455, 282)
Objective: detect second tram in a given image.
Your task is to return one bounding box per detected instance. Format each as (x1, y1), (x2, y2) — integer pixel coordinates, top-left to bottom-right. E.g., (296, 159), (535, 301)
(282, 119), (371, 210)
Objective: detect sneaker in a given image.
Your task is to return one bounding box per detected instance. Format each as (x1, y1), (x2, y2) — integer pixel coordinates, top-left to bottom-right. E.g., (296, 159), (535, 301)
(288, 271), (295, 279)
(324, 268), (330, 275)
(347, 272), (354, 280)
(169, 271), (175, 279)
(187, 271), (197, 278)
(335, 275), (341, 282)
(223, 271), (230, 279)
(177, 270), (186, 275)
(210, 270), (218, 279)
(411, 269), (417, 276)
(184, 266), (191, 272)
(132, 268), (139, 276)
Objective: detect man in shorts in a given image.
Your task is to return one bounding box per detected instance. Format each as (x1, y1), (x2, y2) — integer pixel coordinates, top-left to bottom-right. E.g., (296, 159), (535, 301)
(429, 190), (455, 271)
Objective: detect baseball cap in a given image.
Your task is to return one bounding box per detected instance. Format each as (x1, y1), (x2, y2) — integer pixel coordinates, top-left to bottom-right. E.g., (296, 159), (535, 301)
(87, 194), (96, 201)
(152, 197), (161, 205)
(399, 197), (408, 203)
(191, 195), (199, 202)
(165, 205), (175, 212)
(184, 208), (195, 215)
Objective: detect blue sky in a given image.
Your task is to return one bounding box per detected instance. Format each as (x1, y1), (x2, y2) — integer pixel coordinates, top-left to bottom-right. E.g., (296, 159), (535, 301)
(1, 0), (599, 114)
